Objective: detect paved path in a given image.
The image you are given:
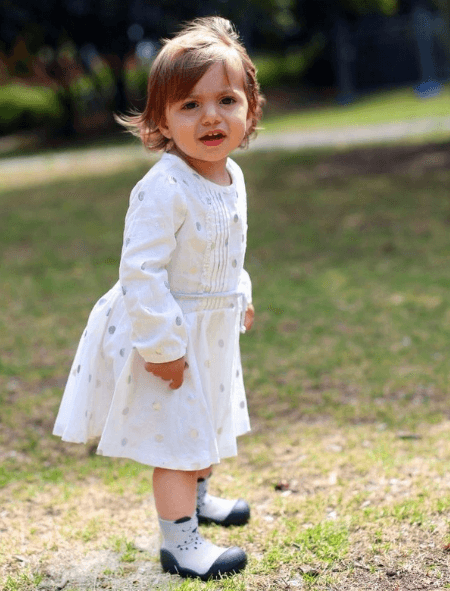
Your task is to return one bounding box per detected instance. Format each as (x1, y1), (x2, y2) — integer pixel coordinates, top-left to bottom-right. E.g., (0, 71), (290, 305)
(252, 116), (450, 150)
(1, 116), (450, 190)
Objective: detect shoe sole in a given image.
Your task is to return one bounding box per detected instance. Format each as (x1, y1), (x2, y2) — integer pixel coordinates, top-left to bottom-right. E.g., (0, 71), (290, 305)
(198, 513), (250, 526)
(198, 500), (250, 527)
(160, 548), (247, 580)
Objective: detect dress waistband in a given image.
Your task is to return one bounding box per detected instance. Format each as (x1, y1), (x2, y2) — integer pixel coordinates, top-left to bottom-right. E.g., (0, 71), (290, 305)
(173, 291), (248, 333)
(173, 291), (243, 313)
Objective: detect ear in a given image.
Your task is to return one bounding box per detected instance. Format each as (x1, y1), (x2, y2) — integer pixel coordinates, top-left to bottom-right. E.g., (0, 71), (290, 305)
(159, 117), (172, 140)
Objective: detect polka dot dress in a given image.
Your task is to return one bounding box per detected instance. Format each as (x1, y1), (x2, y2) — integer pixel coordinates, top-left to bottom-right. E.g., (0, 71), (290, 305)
(53, 153), (251, 471)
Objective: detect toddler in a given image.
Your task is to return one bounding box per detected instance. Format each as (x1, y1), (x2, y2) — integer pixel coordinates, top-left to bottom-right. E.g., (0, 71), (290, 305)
(53, 16), (264, 580)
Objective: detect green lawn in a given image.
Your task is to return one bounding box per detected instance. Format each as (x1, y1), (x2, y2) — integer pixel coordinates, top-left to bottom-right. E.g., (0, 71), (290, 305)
(262, 84), (450, 133)
(2, 144), (450, 589)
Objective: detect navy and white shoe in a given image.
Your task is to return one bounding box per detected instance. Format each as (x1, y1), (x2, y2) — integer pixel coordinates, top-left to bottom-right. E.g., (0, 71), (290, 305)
(197, 477), (250, 526)
(159, 513), (247, 580)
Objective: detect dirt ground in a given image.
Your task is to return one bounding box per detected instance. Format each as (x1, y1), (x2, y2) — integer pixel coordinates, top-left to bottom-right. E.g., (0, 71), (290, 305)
(2, 478), (173, 590)
(311, 139), (450, 178)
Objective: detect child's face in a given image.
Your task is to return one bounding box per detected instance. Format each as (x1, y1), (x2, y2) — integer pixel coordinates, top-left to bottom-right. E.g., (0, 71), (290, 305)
(159, 59), (252, 181)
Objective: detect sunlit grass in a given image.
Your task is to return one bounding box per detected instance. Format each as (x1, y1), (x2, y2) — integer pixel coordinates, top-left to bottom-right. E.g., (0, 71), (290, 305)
(262, 84), (450, 133)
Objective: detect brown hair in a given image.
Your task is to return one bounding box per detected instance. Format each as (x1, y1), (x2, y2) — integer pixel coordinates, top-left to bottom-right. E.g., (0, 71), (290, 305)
(117, 16), (265, 151)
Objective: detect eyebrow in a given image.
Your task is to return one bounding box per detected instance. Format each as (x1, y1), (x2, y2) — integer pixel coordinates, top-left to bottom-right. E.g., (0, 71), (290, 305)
(184, 87), (236, 100)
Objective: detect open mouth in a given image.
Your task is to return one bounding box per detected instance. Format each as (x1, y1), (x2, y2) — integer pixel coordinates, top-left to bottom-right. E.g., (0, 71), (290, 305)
(200, 132), (226, 145)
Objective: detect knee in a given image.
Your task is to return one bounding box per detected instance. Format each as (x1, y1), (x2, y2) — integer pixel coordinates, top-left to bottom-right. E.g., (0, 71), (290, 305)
(153, 466), (212, 482)
(196, 466), (212, 480)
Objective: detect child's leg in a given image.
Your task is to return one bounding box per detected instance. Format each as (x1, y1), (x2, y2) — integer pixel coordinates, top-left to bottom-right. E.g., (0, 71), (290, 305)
(197, 466), (212, 479)
(153, 467), (199, 520)
(153, 466), (213, 519)
(153, 467), (246, 579)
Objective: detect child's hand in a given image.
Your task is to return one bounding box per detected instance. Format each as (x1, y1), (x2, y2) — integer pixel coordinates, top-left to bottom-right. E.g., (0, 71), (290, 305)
(244, 304), (255, 331)
(144, 356), (188, 390)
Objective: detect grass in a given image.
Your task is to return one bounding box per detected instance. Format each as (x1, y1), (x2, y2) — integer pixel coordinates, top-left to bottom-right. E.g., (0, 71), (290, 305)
(261, 83), (450, 133)
(1, 142), (450, 589)
(2, 572), (44, 591)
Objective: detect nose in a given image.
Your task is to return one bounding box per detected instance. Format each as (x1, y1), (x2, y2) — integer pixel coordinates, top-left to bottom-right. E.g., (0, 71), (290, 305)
(201, 102), (221, 125)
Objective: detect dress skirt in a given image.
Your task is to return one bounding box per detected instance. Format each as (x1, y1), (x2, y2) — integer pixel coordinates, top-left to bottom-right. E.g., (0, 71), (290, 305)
(53, 281), (251, 471)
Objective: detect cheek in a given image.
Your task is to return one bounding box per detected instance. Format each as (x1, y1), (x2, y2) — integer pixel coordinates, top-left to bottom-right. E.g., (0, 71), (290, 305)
(171, 115), (193, 135)
(232, 106), (250, 128)
(238, 103), (252, 130)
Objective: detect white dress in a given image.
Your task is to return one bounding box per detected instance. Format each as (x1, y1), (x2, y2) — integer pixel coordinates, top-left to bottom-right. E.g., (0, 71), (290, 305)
(53, 153), (251, 471)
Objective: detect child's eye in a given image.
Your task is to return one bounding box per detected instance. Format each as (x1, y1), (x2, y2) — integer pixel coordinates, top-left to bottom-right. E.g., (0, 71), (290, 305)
(221, 96), (236, 105)
(182, 101), (198, 110)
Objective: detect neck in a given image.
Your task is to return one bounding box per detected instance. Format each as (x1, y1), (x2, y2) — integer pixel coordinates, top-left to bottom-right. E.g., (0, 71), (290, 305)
(168, 148), (231, 186)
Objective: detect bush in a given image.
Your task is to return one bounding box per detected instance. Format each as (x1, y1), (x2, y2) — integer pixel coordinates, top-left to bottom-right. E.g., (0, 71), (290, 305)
(252, 38), (326, 89)
(0, 84), (64, 134)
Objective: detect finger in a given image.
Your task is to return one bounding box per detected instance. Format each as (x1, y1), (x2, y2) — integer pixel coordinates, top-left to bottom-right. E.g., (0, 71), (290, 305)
(168, 363), (187, 389)
(169, 375), (183, 390)
(146, 366), (171, 381)
(145, 363), (161, 375)
(146, 366), (164, 378)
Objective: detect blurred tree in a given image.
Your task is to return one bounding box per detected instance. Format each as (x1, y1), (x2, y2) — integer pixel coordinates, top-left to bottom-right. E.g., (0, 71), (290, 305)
(283, 0), (400, 101)
(435, 0), (450, 62)
(1, 0), (448, 137)
(289, 0), (449, 97)
(342, 0), (398, 14)
(1, 0), (146, 136)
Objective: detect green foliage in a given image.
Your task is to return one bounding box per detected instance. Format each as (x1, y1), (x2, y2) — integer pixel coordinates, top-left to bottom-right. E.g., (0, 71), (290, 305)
(253, 36), (326, 87)
(124, 65), (150, 99)
(0, 84), (63, 133)
(69, 75), (97, 113)
(341, 0), (399, 15)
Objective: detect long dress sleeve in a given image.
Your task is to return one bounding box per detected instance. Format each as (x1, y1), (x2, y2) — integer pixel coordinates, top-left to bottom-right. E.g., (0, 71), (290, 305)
(238, 268), (252, 304)
(227, 159), (252, 307)
(119, 172), (188, 363)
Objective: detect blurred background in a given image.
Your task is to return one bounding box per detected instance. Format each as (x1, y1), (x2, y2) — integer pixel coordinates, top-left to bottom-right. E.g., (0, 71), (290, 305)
(2, 5), (450, 587)
(1, 0), (449, 154)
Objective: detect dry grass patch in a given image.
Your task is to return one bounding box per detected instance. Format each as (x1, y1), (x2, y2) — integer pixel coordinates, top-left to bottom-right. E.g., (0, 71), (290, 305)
(4, 420), (450, 590)
(1, 476), (172, 590)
